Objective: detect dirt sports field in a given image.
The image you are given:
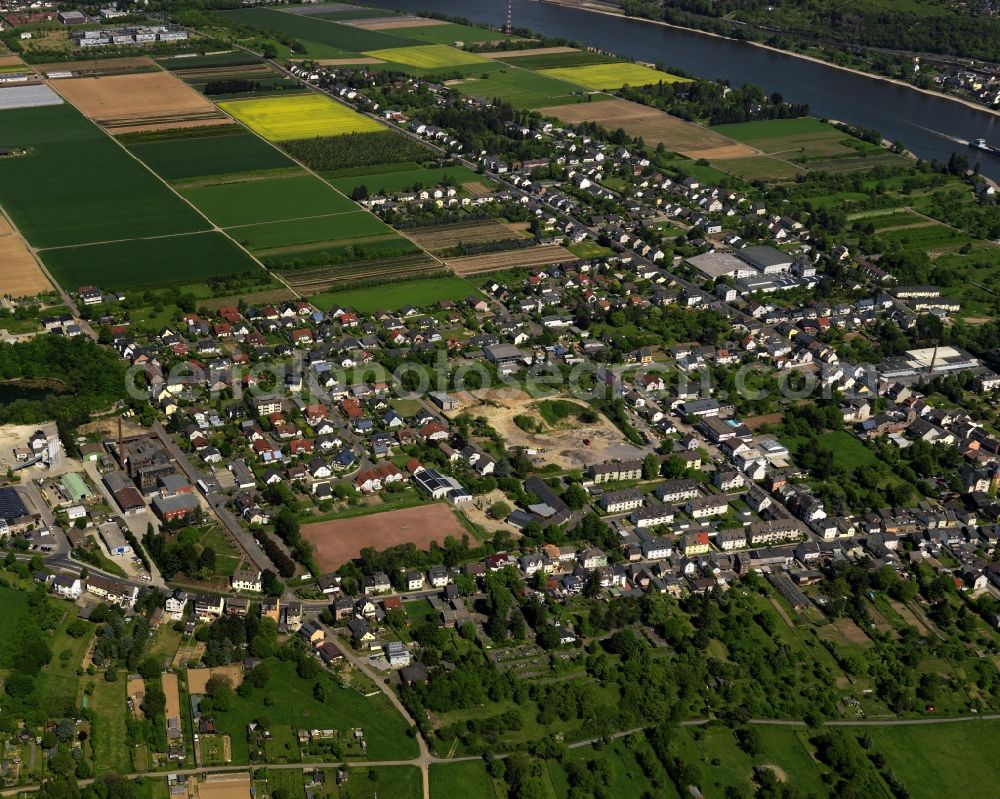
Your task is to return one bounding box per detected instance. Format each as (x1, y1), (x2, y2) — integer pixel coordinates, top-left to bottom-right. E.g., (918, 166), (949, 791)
(408, 220), (530, 252)
(537, 98), (756, 160)
(447, 244), (578, 275)
(51, 72), (229, 132)
(187, 664), (244, 695)
(196, 774), (251, 799)
(0, 216), (53, 298)
(302, 504), (467, 571)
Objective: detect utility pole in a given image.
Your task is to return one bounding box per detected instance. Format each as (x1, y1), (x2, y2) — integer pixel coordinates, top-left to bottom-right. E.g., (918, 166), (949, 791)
(506, 0), (513, 35)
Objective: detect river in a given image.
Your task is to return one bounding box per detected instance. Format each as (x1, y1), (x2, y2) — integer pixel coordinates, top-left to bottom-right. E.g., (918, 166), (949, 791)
(372, 0), (1000, 180)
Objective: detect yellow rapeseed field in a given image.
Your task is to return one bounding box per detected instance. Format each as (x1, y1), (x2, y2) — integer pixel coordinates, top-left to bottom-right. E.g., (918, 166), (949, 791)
(219, 94), (384, 142)
(362, 44), (488, 70)
(540, 62), (689, 91)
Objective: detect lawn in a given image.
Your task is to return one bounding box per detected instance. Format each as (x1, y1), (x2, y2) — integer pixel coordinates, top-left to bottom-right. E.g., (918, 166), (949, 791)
(429, 761), (497, 799)
(363, 44), (489, 69)
(849, 721), (1000, 799)
(327, 164), (485, 195)
(540, 62), (688, 90)
(180, 173), (357, 227)
(210, 657), (418, 763)
(128, 132), (296, 182)
(307, 275), (473, 312)
(233, 211), (394, 251)
(341, 766), (421, 799)
(40, 232), (262, 291)
(452, 67), (595, 109)
(0, 104), (208, 248)
(219, 94), (385, 142)
(568, 240), (614, 258)
(90, 677), (132, 775)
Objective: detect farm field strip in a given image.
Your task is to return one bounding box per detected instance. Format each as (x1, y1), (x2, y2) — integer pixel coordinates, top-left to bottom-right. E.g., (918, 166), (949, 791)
(218, 94), (384, 141)
(539, 62), (689, 90)
(407, 220), (531, 252)
(50, 72), (229, 131)
(127, 132), (297, 182)
(0, 103), (210, 248)
(446, 244), (578, 275)
(178, 172), (358, 227)
(362, 43), (490, 69)
(536, 97), (756, 160)
(230, 211), (395, 251)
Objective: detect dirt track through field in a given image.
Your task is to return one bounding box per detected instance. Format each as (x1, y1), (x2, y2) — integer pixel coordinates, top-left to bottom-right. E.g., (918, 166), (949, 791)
(537, 97), (757, 159)
(302, 503), (467, 571)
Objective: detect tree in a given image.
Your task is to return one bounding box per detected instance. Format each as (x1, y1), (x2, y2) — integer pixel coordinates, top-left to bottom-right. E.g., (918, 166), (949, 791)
(642, 453), (660, 480)
(313, 681), (327, 703)
(562, 483), (589, 510)
(488, 500), (512, 520)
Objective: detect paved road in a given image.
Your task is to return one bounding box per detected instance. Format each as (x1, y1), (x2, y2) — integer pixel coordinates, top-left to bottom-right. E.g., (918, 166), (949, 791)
(150, 421), (276, 576)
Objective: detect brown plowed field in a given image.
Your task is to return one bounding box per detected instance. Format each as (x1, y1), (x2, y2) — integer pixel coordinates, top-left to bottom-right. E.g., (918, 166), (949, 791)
(302, 503), (467, 571)
(51, 72), (227, 130)
(0, 222), (52, 298)
(408, 220), (529, 252)
(447, 244), (577, 275)
(349, 16), (442, 29)
(536, 98), (756, 159)
(481, 47), (579, 59)
(0, 55), (24, 67)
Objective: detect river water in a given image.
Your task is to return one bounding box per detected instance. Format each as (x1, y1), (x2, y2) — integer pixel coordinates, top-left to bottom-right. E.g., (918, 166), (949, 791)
(374, 0), (1000, 180)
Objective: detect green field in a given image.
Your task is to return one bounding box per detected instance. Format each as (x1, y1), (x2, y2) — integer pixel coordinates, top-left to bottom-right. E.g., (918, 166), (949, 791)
(0, 104), (208, 248)
(497, 51), (620, 70)
(181, 174), (357, 227)
(453, 67), (596, 109)
(860, 720), (1000, 799)
(307, 275), (472, 312)
(429, 761), (497, 799)
(340, 766), (421, 799)
(395, 22), (515, 45)
(40, 232), (262, 291)
(220, 94), (385, 142)
(540, 62), (688, 90)
(90, 677), (131, 775)
(547, 736), (681, 799)
(37, 604), (95, 718)
(158, 52), (263, 70)
(568, 239), (614, 258)
(326, 164), (485, 194)
(711, 117), (834, 142)
(263, 235), (423, 270)
(129, 132), (296, 181)
(363, 43), (489, 69)
(712, 155), (807, 181)
(210, 657), (418, 763)
(232, 211), (394, 250)
(877, 224), (971, 251)
(218, 8), (414, 54)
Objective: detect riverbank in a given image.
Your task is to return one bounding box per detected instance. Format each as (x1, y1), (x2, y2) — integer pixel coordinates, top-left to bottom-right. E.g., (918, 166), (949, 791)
(538, 0), (1000, 123)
